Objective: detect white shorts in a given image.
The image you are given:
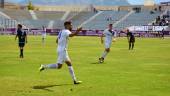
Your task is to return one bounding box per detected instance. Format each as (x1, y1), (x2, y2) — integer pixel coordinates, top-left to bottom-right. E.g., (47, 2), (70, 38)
(57, 50), (70, 64)
(42, 34), (46, 38)
(105, 42), (111, 49)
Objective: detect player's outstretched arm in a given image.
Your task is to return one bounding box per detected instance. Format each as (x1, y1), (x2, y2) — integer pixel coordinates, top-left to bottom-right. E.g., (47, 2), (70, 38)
(15, 35), (18, 41)
(69, 27), (82, 37)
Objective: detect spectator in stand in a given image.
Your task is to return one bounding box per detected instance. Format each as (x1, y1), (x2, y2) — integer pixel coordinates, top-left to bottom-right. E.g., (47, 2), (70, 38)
(166, 20), (169, 26)
(159, 6), (162, 12)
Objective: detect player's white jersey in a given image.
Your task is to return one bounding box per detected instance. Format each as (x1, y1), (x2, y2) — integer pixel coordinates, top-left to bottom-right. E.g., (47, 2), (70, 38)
(103, 29), (116, 48)
(42, 29), (46, 38)
(57, 29), (71, 52)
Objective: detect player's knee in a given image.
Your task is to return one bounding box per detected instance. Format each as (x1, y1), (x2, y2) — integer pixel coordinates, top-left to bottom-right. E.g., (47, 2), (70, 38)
(57, 64), (62, 69)
(67, 63), (72, 66)
(65, 61), (72, 66)
(105, 48), (110, 52)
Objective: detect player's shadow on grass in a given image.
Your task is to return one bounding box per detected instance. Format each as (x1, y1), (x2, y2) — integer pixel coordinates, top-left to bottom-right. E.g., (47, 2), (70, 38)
(91, 62), (106, 64)
(91, 62), (100, 64)
(32, 84), (71, 92)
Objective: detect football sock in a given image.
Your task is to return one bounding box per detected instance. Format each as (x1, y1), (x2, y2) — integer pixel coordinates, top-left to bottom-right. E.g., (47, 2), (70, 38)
(20, 49), (23, 57)
(21, 49), (23, 56)
(132, 43), (134, 50)
(101, 51), (108, 58)
(20, 49), (21, 56)
(45, 64), (58, 69)
(68, 66), (77, 81)
(129, 43), (131, 50)
(42, 38), (45, 44)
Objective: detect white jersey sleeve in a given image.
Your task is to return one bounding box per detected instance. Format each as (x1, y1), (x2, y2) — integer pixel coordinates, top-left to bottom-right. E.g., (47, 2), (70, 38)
(65, 30), (71, 37)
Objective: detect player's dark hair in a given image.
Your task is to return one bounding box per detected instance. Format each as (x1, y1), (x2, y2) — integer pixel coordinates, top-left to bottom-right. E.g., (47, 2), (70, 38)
(109, 24), (113, 26)
(64, 21), (71, 26)
(18, 24), (22, 28)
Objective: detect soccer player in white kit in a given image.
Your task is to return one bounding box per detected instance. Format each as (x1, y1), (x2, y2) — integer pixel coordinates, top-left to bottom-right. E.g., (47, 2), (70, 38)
(39, 21), (82, 84)
(41, 26), (46, 44)
(99, 24), (116, 63)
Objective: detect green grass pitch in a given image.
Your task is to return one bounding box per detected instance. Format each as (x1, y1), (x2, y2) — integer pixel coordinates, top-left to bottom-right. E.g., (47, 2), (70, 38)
(0, 35), (170, 96)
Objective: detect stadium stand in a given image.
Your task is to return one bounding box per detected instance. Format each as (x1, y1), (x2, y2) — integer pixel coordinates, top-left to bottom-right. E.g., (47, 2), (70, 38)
(0, 9), (32, 20)
(115, 10), (162, 30)
(18, 19), (50, 29)
(83, 10), (129, 30)
(70, 11), (97, 29)
(35, 11), (65, 20)
(0, 7), (167, 31)
(53, 20), (64, 29)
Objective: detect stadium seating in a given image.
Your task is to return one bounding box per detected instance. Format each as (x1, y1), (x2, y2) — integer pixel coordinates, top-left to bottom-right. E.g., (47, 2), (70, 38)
(53, 20), (64, 29)
(0, 8), (163, 30)
(0, 9), (32, 20)
(35, 11), (65, 20)
(18, 19), (50, 29)
(115, 10), (162, 30)
(69, 11), (97, 29)
(83, 11), (129, 30)
(65, 11), (79, 21)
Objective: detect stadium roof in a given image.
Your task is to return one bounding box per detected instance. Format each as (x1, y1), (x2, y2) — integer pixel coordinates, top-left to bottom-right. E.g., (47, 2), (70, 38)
(6, 0), (130, 6)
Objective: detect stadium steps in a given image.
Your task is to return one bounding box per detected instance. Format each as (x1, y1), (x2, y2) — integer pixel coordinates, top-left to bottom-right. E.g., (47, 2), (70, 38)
(29, 10), (38, 20)
(79, 11), (103, 28)
(61, 11), (70, 21)
(70, 11), (97, 29)
(113, 11), (134, 28)
(0, 11), (11, 19)
(35, 11), (65, 20)
(18, 20), (50, 29)
(83, 11), (129, 30)
(0, 10), (29, 28)
(65, 12), (79, 21)
(115, 10), (162, 30)
(47, 20), (54, 29)
(0, 9), (32, 20)
(53, 20), (64, 29)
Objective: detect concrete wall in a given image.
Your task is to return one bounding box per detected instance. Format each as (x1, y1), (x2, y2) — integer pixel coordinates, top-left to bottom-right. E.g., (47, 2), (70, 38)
(35, 5), (159, 11)
(94, 6), (118, 11)
(35, 5), (88, 11)
(3, 4), (162, 12)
